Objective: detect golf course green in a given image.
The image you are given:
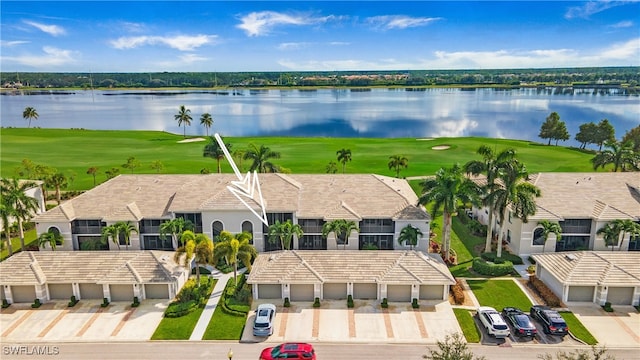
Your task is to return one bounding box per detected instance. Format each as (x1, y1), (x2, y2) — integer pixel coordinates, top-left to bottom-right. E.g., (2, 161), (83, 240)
(1, 128), (596, 191)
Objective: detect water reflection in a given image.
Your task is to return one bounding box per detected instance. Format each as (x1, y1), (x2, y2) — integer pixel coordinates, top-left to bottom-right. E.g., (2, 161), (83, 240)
(0, 88), (637, 146)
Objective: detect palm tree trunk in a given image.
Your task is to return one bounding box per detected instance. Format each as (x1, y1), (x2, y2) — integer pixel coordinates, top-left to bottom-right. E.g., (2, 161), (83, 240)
(496, 211), (507, 258)
(4, 228), (13, 256)
(196, 262), (201, 285)
(56, 186), (61, 205)
(183, 125), (186, 138)
(217, 159), (221, 174)
(484, 210), (494, 253)
(18, 218), (25, 251)
(233, 262), (238, 287)
(442, 212), (451, 262)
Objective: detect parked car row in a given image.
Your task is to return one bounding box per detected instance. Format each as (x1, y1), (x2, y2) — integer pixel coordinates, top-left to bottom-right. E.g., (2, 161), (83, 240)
(477, 305), (569, 340)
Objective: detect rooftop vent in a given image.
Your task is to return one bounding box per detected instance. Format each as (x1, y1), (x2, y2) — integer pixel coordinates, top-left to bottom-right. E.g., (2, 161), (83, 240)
(565, 254), (578, 261)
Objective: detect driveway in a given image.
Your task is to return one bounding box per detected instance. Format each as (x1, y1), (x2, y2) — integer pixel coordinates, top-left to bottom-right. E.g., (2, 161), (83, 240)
(0, 299), (168, 342)
(241, 299), (461, 344)
(568, 304), (640, 347)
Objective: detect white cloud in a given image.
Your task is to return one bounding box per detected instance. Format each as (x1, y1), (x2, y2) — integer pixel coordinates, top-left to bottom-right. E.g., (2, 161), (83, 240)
(119, 21), (148, 33)
(596, 37), (640, 59)
(278, 42), (311, 50)
(366, 15), (442, 30)
(110, 34), (216, 51)
(1, 46), (77, 68)
(564, 1), (631, 19)
(609, 20), (634, 28)
(23, 20), (66, 36)
(0, 40), (30, 47)
(236, 11), (340, 36)
(329, 41), (350, 46)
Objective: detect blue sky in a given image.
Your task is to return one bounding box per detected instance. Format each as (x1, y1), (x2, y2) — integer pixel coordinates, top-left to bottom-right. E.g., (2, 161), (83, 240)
(1, 1), (639, 72)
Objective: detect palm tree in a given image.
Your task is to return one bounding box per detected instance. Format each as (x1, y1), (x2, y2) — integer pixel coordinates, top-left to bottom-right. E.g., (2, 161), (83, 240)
(610, 219), (640, 250)
(232, 149), (246, 172)
(150, 160), (164, 173)
(536, 220), (562, 253)
(203, 136), (230, 173)
(398, 224), (423, 250)
(37, 229), (63, 251)
(49, 172), (68, 205)
(464, 146), (517, 253)
(418, 164), (481, 262)
(0, 178), (40, 251)
(160, 217), (194, 250)
(243, 143), (281, 173)
(116, 221), (138, 250)
(267, 220), (303, 250)
(23, 107), (38, 128)
(200, 113), (213, 137)
(336, 148), (352, 174)
(591, 140), (638, 172)
(388, 155), (409, 178)
(101, 224), (121, 250)
(86, 166), (99, 186)
(322, 219), (359, 250)
(174, 105), (192, 138)
(175, 231), (214, 284)
(214, 231), (257, 285)
(0, 201), (14, 256)
(597, 222), (621, 251)
(326, 161), (338, 174)
(488, 162), (541, 258)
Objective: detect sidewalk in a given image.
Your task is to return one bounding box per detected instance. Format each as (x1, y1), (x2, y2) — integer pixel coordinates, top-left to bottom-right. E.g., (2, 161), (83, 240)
(189, 269), (235, 341)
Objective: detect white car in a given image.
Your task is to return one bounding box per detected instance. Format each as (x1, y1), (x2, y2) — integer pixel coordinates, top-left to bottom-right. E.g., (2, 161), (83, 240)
(477, 306), (510, 338)
(253, 303), (277, 337)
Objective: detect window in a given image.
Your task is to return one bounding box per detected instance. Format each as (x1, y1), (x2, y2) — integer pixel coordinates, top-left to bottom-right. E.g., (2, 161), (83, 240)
(212, 221), (224, 238)
(532, 228), (545, 246)
(299, 235), (326, 250)
(139, 219), (163, 234)
(72, 219), (105, 234)
(77, 236), (108, 250)
(298, 219), (324, 233)
(559, 219), (591, 234)
(359, 235), (393, 250)
(242, 221), (253, 244)
(359, 219), (393, 233)
(143, 235), (173, 250)
(175, 212), (202, 233)
(507, 229), (511, 243)
(508, 211), (512, 223)
(555, 236), (589, 252)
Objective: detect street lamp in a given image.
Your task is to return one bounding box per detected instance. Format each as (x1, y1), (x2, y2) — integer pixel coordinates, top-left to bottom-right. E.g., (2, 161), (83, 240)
(227, 348), (233, 360)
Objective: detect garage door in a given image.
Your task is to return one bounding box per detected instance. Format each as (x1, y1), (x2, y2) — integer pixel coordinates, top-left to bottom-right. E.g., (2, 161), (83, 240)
(387, 285), (411, 302)
(420, 285), (444, 300)
(110, 284), (134, 302)
(49, 284), (73, 300)
(145, 284), (169, 299)
(607, 287), (634, 305)
(568, 286), (595, 302)
(0, 286), (5, 300)
(353, 283), (377, 299)
(290, 284), (314, 301)
(79, 283), (103, 299)
(323, 283), (347, 300)
(11, 285), (36, 303)
(258, 284), (282, 299)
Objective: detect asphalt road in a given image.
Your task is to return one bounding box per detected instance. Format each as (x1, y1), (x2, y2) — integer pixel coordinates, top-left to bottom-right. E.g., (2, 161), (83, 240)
(1, 342), (638, 360)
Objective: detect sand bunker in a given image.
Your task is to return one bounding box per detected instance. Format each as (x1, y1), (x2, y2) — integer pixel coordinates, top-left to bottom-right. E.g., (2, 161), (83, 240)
(177, 137), (206, 143)
(431, 145), (451, 150)
(416, 138), (435, 141)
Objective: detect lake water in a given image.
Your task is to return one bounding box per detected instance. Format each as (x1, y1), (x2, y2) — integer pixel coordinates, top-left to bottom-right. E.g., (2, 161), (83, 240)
(1, 88), (638, 146)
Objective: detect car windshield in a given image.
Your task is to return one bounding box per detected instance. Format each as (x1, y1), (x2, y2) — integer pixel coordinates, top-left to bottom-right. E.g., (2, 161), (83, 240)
(270, 345), (282, 357)
(258, 309), (270, 316)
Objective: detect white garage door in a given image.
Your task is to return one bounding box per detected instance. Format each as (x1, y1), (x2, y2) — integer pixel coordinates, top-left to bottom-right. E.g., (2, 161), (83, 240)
(323, 283), (347, 300)
(11, 285), (36, 303)
(420, 285), (444, 300)
(387, 285), (411, 302)
(258, 284), (282, 299)
(568, 286), (595, 302)
(607, 287), (634, 305)
(0, 286), (5, 300)
(49, 284), (74, 300)
(110, 284), (134, 302)
(353, 283), (377, 299)
(79, 283), (103, 299)
(290, 284), (314, 301)
(145, 284), (169, 299)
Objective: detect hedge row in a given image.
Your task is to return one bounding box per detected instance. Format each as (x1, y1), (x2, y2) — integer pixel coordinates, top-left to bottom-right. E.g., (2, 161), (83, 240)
(528, 275), (561, 307)
(164, 300), (198, 318)
(450, 279), (466, 305)
(480, 251), (523, 265)
(472, 257), (514, 276)
(220, 274), (251, 317)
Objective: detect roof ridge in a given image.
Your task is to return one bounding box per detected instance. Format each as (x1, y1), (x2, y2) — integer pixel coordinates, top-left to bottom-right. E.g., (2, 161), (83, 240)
(28, 255), (46, 285)
(594, 252), (640, 283)
(378, 252), (406, 282)
(397, 261), (422, 283)
(125, 255), (144, 283)
(275, 173), (302, 189)
(593, 200), (636, 220)
(372, 174), (412, 204)
(416, 251), (455, 282)
(297, 254), (324, 282)
(150, 251), (177, 278)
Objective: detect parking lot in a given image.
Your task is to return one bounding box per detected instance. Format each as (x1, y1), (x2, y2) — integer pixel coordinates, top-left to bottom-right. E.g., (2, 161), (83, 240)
(242, 299), (462, 344)
(473, 312), (582, 346)
(0, 299), (168, 342)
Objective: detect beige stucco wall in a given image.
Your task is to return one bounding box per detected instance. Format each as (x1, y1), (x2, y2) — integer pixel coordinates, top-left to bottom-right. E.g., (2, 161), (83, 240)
(35, 221), (73, 251)
(394, 220), (430, 252)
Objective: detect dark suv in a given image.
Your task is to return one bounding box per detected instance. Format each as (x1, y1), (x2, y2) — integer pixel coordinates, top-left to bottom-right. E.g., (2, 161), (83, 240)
(530, 305), (569, 336)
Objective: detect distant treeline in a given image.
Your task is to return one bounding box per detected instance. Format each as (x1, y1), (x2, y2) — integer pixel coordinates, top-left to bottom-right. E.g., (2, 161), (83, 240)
(1, 67), (639, 89)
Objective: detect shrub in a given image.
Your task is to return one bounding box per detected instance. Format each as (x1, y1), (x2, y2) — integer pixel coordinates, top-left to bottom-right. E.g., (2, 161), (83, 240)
(191, 266), (211, 275)
(347, 295), (354, 308)
(313, 297), (321, 308)
(362, 243), (378, 250)
(527, 265), (536, 274)
(101, 297), (110, 307)
(176, 278), (200, 303)
(527, 256), (536, 265)
(284, 297), (291, 307)
(164, 300), (197, 317)
(2, 299), (10, 308)
(450, 279), (466, 305)
(528, 275), (561, 307)
(480, 251), (523, 265)
(381, 298), (388, 309)
(412, 298), (419, 309)
(68, 295), (78, 307)
(602, 301), (613, 312)
(31, 298), (42, 308)
(131, 296), (140, 308)
(472, 257), (514, 276)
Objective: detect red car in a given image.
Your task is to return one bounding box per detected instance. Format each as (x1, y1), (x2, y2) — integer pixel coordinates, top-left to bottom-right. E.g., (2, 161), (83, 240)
(259, 343), (316, 360)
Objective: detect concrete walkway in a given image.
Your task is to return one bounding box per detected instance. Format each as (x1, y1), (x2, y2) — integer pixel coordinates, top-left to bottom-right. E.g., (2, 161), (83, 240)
(189, 268), (244, 341)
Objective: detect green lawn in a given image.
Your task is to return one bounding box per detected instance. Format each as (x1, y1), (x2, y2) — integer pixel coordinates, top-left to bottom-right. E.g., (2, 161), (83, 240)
(202, 302), (248, 340)
(453, 308), (481, 343)
(560, 311), (598, 345)
(1, 229), (38, 261)
(1, 128), (597, 191)
(466, 279), (533, 311)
